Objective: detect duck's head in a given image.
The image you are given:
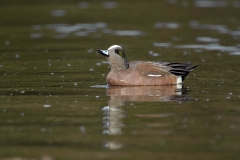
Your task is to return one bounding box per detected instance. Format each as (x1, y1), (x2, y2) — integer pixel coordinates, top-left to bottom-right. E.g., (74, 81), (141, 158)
(98, 45), (129, 71)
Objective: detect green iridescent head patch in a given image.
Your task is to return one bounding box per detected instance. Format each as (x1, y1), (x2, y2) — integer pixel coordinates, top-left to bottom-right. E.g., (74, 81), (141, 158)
(115, 49), (127, 58)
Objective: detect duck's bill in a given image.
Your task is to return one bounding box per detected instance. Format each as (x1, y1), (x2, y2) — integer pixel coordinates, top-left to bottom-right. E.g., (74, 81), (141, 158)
(98, 50), (109, 57)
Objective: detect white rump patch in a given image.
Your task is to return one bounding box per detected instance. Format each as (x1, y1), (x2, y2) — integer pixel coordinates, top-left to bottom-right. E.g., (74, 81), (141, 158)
(147, 74), (162, 77)
(176, 76), (183, 94)
(176, 83), (182, 90)
(177, 76), (182, 84)
(108, 45), (122, 50)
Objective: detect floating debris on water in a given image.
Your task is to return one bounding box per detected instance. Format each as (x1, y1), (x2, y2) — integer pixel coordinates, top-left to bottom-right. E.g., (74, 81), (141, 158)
(189, 21), (229, 33)
(103, 2), (118, 9)
(154, 22), (180, 29)
(43, 104), (51, 108)
(229, 51), (240, 55)
(169, 0), (239, 8)
(114, 30), (145, 36)
(90, 85), (108, 88)
(30, 23), (144, 39)
(78, 2), (89, 9)
(195, 0), (228, 8)
(153, 43), (172, 48)
(4, 41), (10, 45)
(101, 61), (109, 64)
(80, 126), (86, 134)
(32, 25), (42, 30)
(30, 33), (43, 39)
(196, 37), (219, 43)
(51, 10), (67, 17)
(153, 42), (240, 53)
(231, 31), (240, 36)
(149, 51), (161, 57)
(87, 48), (94, 53)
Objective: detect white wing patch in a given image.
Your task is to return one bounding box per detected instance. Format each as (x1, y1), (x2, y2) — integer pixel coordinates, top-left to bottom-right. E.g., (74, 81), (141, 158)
(147, 74), (162, 77)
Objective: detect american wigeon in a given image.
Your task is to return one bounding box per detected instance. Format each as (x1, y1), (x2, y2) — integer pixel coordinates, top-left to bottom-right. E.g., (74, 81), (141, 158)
(98, 45), (199, 86)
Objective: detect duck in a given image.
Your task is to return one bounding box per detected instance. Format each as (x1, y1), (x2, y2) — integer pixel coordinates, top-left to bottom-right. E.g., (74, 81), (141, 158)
(98, 45), (199, 86)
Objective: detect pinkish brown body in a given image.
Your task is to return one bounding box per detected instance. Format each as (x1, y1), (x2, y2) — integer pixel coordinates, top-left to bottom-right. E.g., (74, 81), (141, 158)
(107, 61), (178, 85)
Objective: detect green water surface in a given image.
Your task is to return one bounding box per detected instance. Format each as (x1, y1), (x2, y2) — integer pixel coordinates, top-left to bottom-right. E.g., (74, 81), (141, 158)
(0, 0), (239, 160)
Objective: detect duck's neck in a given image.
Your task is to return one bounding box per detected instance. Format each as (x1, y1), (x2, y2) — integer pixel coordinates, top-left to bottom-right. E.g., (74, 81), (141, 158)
(109, 58), (129, 71)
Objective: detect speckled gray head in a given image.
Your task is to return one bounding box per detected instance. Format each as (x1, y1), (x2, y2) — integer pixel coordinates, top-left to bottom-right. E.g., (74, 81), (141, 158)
(98, 45), (129, 71)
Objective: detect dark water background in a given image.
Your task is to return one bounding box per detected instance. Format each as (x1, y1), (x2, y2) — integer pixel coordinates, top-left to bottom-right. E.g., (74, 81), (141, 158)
(0, 0), (239, 160)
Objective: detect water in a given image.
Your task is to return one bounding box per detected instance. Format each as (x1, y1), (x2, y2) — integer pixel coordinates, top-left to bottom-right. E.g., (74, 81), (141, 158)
(0, 0), (240, 159)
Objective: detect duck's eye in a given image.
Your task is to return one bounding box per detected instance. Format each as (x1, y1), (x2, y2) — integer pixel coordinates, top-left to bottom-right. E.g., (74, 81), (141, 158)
(115, 49), (126, 58)
(115, 49), (119, 54)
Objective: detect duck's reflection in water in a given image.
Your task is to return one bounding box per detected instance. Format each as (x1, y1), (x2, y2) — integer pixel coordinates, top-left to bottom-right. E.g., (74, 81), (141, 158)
(101, 85), (187, 150)
(107, 84), (186, 102)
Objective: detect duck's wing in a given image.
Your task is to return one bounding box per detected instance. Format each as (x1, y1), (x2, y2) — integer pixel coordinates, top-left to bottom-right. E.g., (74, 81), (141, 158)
(132, 61), (171, 77)
(133, 61), (199, 81)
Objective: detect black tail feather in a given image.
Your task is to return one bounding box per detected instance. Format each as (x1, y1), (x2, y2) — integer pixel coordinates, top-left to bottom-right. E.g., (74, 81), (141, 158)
(187, 64), (200, 71)
(168, 63), (200, 81)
